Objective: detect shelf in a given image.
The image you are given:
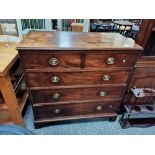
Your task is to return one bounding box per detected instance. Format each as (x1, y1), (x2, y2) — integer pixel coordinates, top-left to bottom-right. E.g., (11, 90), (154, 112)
(125, 88), (155, 115)
(124, 103), (155, 115)
(120, 118), (155, 128)
(0, 90), (28, 112)
(12, 74), (24, 91)
(1, 73), (28, 112)
(17, 90), (29, 113)
(131, 88), (155, 98)
(120, 87), (155, 128)
(0, 77), (28, 113)
(0, 46), (26, 126)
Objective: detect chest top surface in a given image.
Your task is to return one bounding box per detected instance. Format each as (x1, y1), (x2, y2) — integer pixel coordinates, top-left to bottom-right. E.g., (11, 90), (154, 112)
(17, 31), (143, 51)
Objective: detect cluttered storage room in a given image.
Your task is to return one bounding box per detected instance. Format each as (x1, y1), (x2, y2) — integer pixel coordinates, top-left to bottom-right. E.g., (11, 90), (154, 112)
(0, 19), (155, 135)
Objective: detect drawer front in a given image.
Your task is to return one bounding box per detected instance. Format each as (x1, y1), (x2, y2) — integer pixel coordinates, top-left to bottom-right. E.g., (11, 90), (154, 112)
(21, 53), (81, 69)
(31, 86), (125, 103)
(130, 75), (155, 89)
(27, 71), (129, 87)
(34, 101), (120, 119)
(85, 53), (137, 68)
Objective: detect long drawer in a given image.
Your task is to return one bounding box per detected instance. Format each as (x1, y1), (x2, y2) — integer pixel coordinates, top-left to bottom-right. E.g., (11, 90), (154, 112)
(33, 100), (120, 120)
(31, 86), (125, 104)
(26, 70), (129, 87)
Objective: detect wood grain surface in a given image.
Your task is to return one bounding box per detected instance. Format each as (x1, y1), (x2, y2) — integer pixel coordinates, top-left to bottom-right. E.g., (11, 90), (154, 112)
(0, 42), (18, 76)
(17, 31), (143, 50)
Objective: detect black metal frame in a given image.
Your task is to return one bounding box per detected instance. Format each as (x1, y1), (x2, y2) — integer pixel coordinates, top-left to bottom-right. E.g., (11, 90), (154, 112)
(119, 88), (155, 129)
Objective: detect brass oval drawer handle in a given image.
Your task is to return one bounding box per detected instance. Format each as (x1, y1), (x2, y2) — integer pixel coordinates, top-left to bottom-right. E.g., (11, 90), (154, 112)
(54, 108), (61, 114)
(49, 57), (59, 66)
(99, 91), (107, 97)
(96, 105), (103, 111)
(103, 75), (110, 81)
(106, 57), (115, 65)
(52, 92), (61, 100)
(50, 76), (60, 83)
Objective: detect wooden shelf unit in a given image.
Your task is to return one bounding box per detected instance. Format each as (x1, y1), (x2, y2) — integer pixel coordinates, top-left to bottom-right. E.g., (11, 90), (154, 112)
(0, 42), (28, 126)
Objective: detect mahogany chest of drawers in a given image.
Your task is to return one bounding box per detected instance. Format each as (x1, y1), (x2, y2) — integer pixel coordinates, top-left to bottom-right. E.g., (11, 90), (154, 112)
(17, 31), (143, 128)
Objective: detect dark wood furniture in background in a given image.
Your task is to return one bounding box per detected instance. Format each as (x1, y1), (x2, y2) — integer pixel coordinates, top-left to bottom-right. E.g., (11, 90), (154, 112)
(17, 31), (142, 128)
(0, 43), (28, 126)
(135, 19), (155, 49)
(120, 19), (155, 128)
(120, 57), (155, 128)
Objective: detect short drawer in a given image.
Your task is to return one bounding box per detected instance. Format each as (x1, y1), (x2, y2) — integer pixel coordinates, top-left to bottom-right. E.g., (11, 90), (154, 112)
(21, 53), (81, 69)
(85, 53), (137, 68)
(27, 70), (129, 87)
(33, 101), (120, 119)
(31, 86), (125, 103)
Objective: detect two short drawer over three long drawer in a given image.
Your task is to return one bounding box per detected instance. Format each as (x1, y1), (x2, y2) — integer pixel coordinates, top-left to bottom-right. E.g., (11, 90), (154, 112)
(17, 31), (143, 127)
